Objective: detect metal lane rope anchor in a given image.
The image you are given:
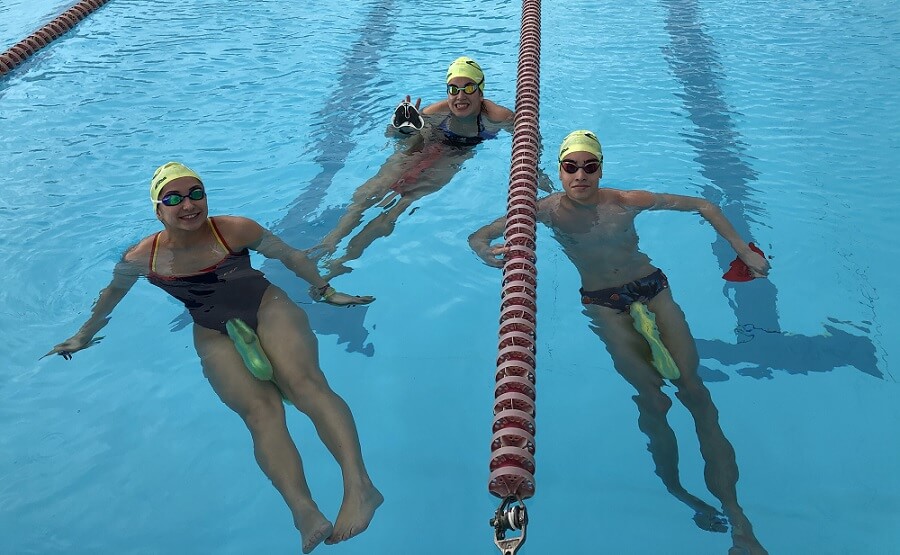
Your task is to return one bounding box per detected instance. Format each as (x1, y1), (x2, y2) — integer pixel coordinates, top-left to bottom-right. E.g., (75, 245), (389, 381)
(491, 496), (529, 555)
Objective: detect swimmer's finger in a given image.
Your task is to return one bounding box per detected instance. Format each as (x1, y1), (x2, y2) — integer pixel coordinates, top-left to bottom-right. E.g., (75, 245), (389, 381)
(327, 292), (374, 306)
(41, 348), (71, 360)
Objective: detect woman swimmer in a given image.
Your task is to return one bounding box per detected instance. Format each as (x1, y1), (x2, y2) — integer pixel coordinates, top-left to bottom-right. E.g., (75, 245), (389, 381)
(312, 56), (525, 279)
(47, 162), (382, 554)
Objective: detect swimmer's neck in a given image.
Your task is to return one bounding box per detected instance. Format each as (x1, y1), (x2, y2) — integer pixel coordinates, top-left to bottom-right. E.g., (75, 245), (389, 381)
(563, 187), (607, 208)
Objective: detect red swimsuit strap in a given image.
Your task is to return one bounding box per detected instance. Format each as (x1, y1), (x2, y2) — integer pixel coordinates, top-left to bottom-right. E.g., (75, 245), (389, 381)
(149, 217), (236, 278)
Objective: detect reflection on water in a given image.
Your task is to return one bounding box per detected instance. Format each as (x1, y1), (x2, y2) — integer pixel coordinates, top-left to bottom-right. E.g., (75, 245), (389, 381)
(659, 0), (879, 380)
(171, 1), (399, 355)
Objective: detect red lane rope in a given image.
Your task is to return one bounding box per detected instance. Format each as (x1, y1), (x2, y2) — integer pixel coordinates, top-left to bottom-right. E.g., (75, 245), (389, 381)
(489, 0), (541, 502)
(0, 0), (111, 78)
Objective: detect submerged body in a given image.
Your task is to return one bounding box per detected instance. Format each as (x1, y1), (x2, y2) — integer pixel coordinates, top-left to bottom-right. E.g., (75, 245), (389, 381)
(470, 131), (769, 554)
(311, 56), (517, 280)
(48, 163), (382, 554)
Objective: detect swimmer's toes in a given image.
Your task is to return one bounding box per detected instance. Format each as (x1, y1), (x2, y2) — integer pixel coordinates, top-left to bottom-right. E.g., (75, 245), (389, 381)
(693, 510), (729, 533)
(301, 522), (333, 554)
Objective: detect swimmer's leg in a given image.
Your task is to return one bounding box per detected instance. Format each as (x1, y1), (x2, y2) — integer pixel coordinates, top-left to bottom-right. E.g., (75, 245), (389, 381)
(649, 290), (768, 553)
(193, 325), (332, 554)
(312, 161), (410, 260)
(324, 196), (414, 281)
(257, 287), (382, 546)
(585, 304), (725, 530)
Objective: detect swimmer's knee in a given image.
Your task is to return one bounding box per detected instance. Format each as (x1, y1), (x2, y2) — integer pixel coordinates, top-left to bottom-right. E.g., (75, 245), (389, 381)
(632, 390), (673, 415)
(276, 371), (331, 410)
(240, 393), (286, 429)
(674, 381), (713, 406)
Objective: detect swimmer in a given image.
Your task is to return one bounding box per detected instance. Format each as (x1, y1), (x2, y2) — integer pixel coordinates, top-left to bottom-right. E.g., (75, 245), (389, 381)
(46, 162), (383, 553)
(470, 130), (769, 554)
(312, 56), (551, 280)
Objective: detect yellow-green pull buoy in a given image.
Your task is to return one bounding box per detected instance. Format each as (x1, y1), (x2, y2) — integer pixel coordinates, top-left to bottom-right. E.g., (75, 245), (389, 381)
(629, 303), (681, 380)
(226, 318), (291, 403)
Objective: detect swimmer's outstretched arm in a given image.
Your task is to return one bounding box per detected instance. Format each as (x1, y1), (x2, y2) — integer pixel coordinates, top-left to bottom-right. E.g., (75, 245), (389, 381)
(248, 225), (375, 306)
(639, 191), (770, 277)
(45, 253), (143, 359)
(468, 215), (509, 268)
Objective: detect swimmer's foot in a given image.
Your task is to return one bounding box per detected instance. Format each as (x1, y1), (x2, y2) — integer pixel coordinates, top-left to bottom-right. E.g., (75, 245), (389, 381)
(323, 261), (353, 282)
(693, 508), (729, 533)
(295, 508), (333, 554)
(726, 510), (768, 555)
(325, 483), (384, 546)
(671, 488), (728, 533)
(306, 241), (337, 262)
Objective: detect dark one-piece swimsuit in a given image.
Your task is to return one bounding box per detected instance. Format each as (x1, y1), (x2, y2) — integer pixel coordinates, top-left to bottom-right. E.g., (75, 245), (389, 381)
(580, 269), (670, 312)
(147, 217), (272, 334)
(437, 114), (497, 147)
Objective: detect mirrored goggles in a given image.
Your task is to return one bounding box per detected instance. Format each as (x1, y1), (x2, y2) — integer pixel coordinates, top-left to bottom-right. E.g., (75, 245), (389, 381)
(447, 80), (483, 95)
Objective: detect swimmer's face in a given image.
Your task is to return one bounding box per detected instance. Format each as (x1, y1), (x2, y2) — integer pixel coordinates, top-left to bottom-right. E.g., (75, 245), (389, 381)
(155, 176), (207, 229)
(559, 151), (602, 204)
(446, 77), (483, 118)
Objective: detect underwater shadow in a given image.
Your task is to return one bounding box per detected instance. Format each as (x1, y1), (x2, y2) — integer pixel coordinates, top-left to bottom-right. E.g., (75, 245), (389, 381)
(254, 2), (397, 357)
(660, 0), (880, 380)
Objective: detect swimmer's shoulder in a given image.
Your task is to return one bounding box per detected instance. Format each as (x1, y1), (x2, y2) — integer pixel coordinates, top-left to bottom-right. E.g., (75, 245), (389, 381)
(605, 188), (656, 210)
(208, 215), (266, 251)
(122, 236), (154, 273)
(536, 192), (564, 222)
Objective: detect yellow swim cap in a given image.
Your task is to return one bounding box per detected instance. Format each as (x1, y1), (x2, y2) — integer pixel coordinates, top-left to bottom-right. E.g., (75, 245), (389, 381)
(446, 56), (485, 91)
(150, 161), (202, 203)
(558, 130), (603, 164)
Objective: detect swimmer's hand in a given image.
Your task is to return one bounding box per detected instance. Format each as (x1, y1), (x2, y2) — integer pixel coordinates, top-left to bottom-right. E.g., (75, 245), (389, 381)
(393, 95), (423, 136)
(42, 334), (104, 360)
(475, 244), (509, 268)
(310, 283), (375, 306)
(537, 171), (555, 193)
(738, 246), (770, 278)
(402, 95), (422, 112)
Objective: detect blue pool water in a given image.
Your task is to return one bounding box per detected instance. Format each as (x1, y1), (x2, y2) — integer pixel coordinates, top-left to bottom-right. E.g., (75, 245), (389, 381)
(2, 1), (899, 553)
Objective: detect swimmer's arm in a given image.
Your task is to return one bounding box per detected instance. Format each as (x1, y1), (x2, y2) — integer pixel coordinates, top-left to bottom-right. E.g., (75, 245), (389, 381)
(250, 228), (375, 305)
(45, 253), (143, 359)
(468, 215), (508, 268)
(249, 228), (330, 290)
(481, 99), (515, 125)
(421, 100), (449, 115)
(642, 192), (771, 276)
(469, 197), (556, 268)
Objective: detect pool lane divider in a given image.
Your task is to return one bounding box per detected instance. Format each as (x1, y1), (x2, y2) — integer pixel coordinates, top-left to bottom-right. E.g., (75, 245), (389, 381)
(489, 0), (541, 552)
(0, 0), (111, 78)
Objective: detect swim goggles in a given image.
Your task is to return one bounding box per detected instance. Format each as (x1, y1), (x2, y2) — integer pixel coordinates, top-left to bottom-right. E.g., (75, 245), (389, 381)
(447, 79), (483, 96)
(560, 159), (601, 174)
(154, 186), (206, 206)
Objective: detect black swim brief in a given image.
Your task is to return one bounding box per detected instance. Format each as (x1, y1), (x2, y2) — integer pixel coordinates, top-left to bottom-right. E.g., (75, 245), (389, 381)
(580, 269), (670, 312)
